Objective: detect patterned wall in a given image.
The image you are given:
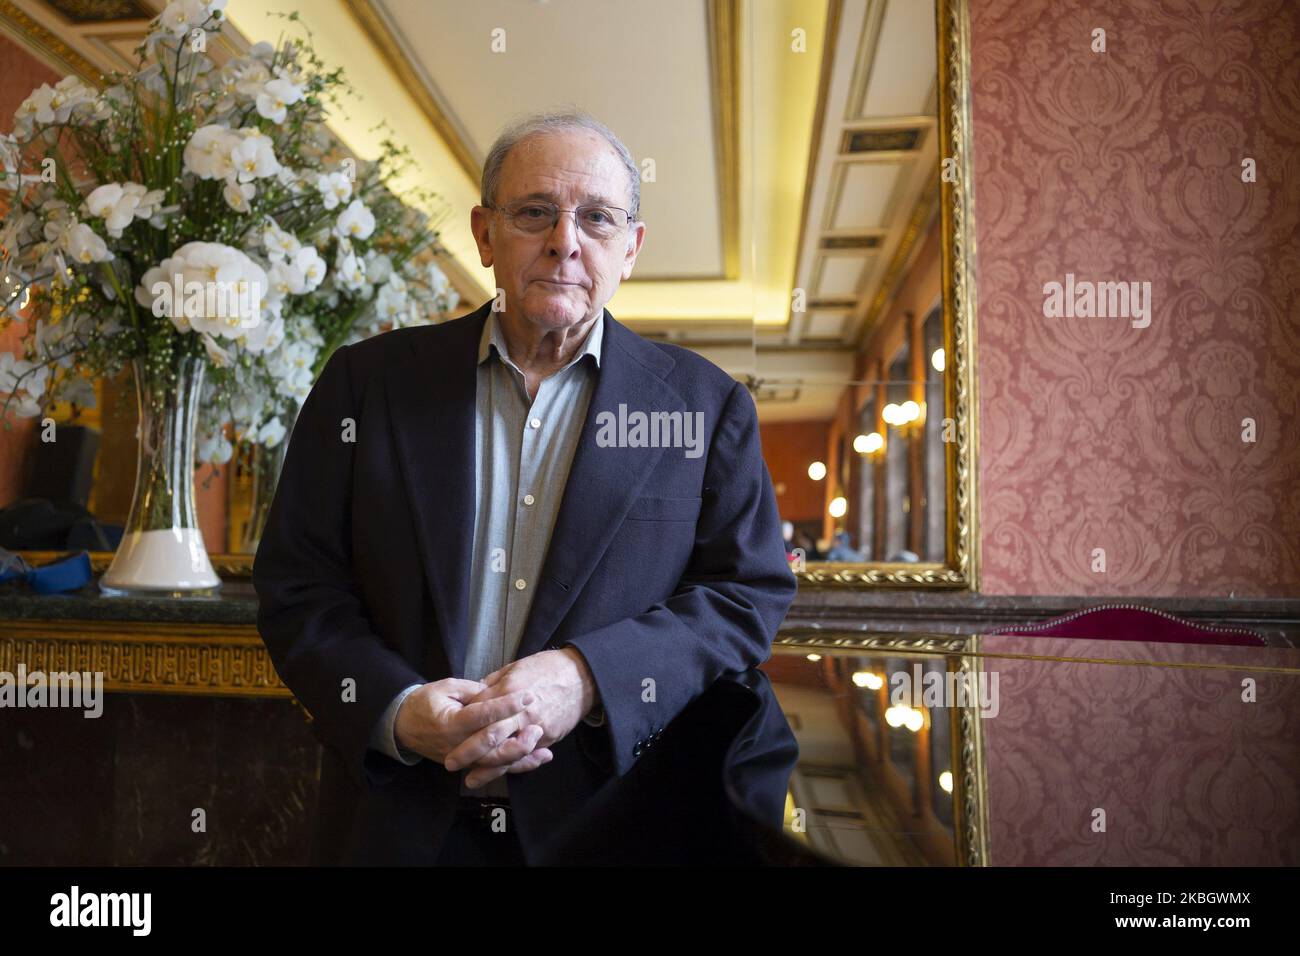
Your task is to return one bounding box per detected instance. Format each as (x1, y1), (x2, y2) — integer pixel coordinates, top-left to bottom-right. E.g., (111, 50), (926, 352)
(982, 635), (1300, 865)
(970, 0), (1300, 596)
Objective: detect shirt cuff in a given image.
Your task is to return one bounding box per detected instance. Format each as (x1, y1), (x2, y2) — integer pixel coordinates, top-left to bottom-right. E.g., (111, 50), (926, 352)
(370, 682), (425, 764)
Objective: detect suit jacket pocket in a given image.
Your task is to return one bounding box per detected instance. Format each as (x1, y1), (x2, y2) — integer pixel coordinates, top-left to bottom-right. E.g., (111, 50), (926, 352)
(623, 495), (703, 522)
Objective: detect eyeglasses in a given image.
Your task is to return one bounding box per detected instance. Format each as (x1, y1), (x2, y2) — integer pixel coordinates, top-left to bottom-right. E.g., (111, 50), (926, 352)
(488, 199), (635, 241)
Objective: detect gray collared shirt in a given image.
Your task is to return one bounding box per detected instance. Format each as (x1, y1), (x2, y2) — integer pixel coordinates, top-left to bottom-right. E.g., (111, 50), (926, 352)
(369, 308), (605, 798)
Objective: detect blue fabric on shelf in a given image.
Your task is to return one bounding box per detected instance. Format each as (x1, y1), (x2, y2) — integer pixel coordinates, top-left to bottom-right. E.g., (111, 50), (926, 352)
(0, 549), (92, 594)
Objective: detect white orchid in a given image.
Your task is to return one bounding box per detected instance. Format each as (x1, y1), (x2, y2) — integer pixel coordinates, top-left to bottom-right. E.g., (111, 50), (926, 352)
(157, 0), (227, 38)
(255, 77), (303, 124)
(183, 124), (238, 180)
(256, 416), (287, 447)
(333, 198), (375, 240)
(0, 353), (48, 417)
(222, 179), (254, 213)
(316, 171), (353, 210)
(45, 220), (113, 264)
(84, 182), (166, 238)
(14, 76), (95, 131)
(135, 241), (269, 343)
(259, 219), (300, 261)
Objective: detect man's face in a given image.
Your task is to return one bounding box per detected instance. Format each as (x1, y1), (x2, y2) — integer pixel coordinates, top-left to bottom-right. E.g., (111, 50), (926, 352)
(471, 128), (645, 332)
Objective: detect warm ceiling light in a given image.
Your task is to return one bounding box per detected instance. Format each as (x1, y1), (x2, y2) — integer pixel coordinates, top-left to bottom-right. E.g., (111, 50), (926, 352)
(807, 460), (827, 481)
(939, 771), (953, 793)
(852, 670), (883, 690)
(881, 403), (902, 426)
(854, 432), (884, 455)
(885, 704), (925, 732)
(900, 400), (920, 423)
(806, 653), (822, 662)
(931, 347), (945, 372)
(828, 496), (847, 518)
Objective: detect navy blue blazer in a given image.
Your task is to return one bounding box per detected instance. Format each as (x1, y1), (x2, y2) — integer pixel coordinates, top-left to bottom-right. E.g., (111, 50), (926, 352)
(252, 299), (798, 864)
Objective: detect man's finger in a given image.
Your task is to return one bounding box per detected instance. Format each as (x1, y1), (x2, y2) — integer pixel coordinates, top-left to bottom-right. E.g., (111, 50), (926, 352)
(465, 746), (553, 789)
(460, 728), (543, 784)
(444, 712), (532, 771)
(438, 679), (488, 702)
(456, 688), (533, 730)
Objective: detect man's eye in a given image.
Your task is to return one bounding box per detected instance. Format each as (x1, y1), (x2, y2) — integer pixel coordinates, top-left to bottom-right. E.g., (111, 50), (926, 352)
(583, 208), (612, 224)
(519, 204), (550, 219)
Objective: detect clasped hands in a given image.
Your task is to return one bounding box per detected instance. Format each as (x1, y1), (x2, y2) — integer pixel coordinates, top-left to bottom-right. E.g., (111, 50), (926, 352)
(393, 647), (597, 789)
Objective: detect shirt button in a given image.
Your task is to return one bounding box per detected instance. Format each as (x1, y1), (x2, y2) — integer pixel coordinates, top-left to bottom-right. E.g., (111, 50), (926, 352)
(523, 494), (535, 506)
(514, 578), (527, 590)
(529, 417), (541, 429)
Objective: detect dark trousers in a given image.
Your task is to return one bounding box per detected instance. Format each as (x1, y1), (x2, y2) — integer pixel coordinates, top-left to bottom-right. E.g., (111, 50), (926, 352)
(435, 799), (526, 866)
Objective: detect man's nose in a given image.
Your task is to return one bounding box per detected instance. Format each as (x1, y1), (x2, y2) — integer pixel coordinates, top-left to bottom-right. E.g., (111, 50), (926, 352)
(546, 211), (582, 258)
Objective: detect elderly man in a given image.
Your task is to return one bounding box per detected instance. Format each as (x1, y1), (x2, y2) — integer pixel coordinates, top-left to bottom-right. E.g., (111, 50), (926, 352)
(253, 111), (796, 866)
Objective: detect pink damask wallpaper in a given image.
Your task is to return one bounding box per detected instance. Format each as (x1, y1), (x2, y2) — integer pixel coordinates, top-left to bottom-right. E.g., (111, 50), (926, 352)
(969, 0), (1300, 596)
(980, 636), (1300, 865)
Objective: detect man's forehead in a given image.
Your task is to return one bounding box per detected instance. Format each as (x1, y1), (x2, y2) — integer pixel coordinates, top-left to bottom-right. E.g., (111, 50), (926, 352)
(503, 134), (624, 194)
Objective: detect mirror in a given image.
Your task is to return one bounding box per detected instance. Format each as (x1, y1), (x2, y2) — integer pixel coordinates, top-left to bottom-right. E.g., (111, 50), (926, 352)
(769, 633), (1300, 866)
(752, 0), (977, 588)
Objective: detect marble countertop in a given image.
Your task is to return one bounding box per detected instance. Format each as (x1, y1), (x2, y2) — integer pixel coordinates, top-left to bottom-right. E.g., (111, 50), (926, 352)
(2, 574), (1297, 645)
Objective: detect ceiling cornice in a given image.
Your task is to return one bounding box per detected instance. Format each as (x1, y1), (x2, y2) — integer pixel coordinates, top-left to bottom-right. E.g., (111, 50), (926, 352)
(0, 0), (103, 82)
(340, 0), (482, 190)
(706, 0), (740, 280)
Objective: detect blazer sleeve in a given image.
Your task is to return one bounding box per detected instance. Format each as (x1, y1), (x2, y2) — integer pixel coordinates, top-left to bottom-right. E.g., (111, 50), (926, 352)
(252, 343), (428, 792)
(562, 379), (797, 777)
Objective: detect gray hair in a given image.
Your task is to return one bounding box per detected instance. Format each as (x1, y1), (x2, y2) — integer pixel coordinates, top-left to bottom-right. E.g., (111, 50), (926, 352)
(480, 110), (640, 221)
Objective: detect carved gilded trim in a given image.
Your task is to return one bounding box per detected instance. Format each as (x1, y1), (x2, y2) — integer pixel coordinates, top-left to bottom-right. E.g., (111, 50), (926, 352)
(775, 628), (971, 653)
(706, 0), (740, 280)
(0, 0), (103, 81)
(953, 638), (991, 866)
(0, 619), (288, 696)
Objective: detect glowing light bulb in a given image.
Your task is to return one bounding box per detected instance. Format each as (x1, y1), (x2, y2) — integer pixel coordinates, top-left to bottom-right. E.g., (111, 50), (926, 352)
(931, 347), (945, 372)
(807, 460), (827, 481)
(828, 496), (847, 518)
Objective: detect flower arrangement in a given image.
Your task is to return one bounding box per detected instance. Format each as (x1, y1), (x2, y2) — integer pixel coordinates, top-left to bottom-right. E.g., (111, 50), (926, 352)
(0, 0), (457, 590)
(195, 140), (460, 467)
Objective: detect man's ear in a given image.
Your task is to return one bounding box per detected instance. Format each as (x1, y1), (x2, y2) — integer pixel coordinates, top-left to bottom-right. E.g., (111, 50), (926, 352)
(621, 220), (646, 281)
(470, 205), (495, 268)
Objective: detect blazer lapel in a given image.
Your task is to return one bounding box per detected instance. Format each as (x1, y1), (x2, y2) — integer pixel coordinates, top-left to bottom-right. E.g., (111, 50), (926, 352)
(384, 301), (489, 679)
(514, 309), (685, 660)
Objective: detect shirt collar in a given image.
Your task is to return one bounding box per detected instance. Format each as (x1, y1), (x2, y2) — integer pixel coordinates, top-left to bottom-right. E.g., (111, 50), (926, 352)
(478, 308), (604, 370)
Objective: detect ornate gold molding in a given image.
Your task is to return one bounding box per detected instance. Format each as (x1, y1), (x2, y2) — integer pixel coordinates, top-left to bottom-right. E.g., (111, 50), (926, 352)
(0, 0), (103, 82)
(0, 619), (287, 696)
(706, 0), (740, 280)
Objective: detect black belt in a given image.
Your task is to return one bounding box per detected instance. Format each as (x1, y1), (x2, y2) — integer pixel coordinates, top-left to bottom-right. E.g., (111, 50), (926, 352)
(458, 796), (513, 828)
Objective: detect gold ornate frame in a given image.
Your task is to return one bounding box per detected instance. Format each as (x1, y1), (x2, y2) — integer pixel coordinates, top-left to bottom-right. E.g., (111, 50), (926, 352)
(796, 0), (980, 590)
